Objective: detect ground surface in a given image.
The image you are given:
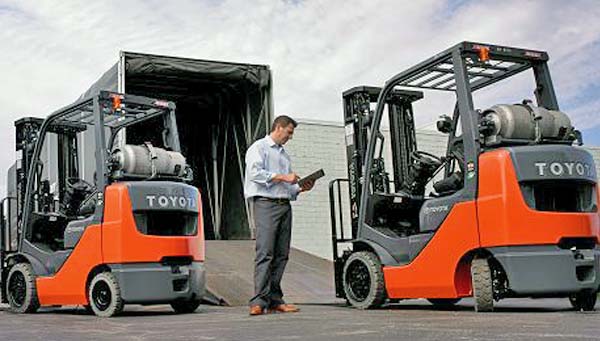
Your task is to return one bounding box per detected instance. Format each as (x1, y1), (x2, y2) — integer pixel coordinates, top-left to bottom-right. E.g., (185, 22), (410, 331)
(1, 298), (598, 340)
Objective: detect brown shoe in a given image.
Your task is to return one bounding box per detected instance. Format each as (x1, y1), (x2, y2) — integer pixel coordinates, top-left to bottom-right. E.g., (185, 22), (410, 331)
(269, 304), (300, 314)
(249, 305), (265, 316)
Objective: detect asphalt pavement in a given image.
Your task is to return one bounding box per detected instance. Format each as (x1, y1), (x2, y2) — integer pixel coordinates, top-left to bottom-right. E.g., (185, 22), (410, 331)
(0, 298), (598, 340)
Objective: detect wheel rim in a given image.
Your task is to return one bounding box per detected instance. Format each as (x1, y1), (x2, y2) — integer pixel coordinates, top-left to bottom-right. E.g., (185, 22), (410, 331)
(8, 272), (26, 307)
(92, 281), (112, 311)
(346, 259), (371, 302)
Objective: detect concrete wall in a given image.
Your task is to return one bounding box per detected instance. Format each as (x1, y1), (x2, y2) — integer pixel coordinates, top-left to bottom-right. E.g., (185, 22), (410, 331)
(285, 120), (348, 260)
(287, 119), (600, 260)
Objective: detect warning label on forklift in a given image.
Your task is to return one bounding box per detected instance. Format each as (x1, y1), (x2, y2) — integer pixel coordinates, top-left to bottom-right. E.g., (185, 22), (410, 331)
(345, 124), (354, 146)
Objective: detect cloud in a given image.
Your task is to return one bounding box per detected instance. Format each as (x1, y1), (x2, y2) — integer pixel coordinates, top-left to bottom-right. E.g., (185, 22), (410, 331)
(0, 0), (599, 195)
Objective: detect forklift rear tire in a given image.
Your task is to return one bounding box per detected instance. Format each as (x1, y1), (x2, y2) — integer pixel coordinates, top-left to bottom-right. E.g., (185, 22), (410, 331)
(569, 290), (597, 311)
(6, 263), (40, 314)
(471, 258), (494, 312)
(342, 251), (386, 309)
(170, 299), (201, 314)
(88, 272), (124, 317)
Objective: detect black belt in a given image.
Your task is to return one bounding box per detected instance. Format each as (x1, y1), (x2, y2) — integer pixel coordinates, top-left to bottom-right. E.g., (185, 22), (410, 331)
(255, 196), (290, 205)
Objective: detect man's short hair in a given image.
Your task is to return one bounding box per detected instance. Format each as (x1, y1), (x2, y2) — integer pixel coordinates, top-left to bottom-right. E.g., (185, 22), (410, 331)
(271, 115), (298, 132)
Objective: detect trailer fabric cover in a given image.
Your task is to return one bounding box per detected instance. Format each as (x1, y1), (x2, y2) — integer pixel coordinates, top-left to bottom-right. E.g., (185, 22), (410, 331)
(79, 64), (119, 100)
(79, 52), (272, 101)
(78, 52), (273, 240)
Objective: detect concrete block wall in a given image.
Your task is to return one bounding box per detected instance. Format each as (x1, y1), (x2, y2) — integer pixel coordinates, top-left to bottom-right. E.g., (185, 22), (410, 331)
(286, 119), (600, 260)
(285, 120), (349, 260)
(589, 146), (600, 176)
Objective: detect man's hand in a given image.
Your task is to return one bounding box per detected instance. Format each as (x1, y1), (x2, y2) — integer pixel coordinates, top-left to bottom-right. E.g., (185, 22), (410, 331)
(299, 179), (315, 192)
(273, 173), (300, 184)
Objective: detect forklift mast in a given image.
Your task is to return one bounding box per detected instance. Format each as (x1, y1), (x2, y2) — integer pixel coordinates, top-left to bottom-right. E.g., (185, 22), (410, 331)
(14, 118), (44, 221)
(342, 86), (422, 237)
(1, 118), (44, 300)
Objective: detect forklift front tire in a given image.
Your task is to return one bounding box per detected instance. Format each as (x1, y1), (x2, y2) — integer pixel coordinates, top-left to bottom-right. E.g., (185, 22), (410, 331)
(471, 257), (494, 312)
(170, 298), (201, 314)
(569, 290), (597, 311)
(6, 263), (40, 314)
(342, 251), (386, 309)
(88, 272), (124, 317)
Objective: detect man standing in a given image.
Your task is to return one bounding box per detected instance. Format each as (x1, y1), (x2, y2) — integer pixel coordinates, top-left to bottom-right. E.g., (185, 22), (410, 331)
(244, 115), (314, 316)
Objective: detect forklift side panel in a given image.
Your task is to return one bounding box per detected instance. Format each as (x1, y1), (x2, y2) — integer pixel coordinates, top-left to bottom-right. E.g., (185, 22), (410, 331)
(383, 201), (479, 299)
(36, 225), (102, 305)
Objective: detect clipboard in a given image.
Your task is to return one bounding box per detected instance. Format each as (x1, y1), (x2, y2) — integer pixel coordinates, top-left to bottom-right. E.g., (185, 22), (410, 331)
(298, 169), (325, 187)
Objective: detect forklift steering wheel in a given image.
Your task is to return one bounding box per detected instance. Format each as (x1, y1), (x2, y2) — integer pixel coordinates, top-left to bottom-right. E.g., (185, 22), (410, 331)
(66, 177), (95, 194)
(411, 151), (443, 167)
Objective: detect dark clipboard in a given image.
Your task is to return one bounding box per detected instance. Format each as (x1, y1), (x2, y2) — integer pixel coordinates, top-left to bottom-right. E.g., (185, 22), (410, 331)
(298, 169), (325, 187)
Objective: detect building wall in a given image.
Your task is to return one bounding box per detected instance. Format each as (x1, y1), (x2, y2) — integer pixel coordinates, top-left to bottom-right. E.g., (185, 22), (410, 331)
(286, 119), (600, 260)
(285, 120), (348, 260)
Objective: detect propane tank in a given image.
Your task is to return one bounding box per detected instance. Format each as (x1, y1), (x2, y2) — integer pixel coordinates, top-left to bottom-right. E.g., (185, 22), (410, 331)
(111, 144), (187, 177)
(480, 103), (575, 145)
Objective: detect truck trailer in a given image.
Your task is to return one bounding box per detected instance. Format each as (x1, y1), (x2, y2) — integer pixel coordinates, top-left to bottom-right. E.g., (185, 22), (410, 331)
(80, 52), (274, 240)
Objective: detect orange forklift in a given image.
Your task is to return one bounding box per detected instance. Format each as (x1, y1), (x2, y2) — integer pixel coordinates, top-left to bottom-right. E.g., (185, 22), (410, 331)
(0, 91), (205, 317)
(330, 42), (600, 312)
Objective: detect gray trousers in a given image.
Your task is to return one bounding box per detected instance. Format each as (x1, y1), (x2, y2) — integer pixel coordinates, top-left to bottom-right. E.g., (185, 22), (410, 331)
(249, 198), (292, 308)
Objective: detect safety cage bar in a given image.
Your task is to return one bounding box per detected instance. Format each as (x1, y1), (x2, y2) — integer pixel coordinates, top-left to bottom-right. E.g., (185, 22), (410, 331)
(390, 41), (548, 93)
(51, 91), (174, 129)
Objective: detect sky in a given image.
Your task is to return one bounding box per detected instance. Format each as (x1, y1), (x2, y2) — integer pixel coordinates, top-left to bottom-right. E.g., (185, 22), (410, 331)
(0, 0), (599, 194)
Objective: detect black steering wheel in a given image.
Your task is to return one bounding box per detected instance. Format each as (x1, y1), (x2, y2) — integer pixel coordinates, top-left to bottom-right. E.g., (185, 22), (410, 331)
(63, 177), (95, 216)
(410, 150), (444, 167)
(66, 177), (95, 194)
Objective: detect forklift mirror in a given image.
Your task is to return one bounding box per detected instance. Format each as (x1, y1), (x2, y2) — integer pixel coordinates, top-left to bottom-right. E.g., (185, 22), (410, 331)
(436, 115), (453, 134)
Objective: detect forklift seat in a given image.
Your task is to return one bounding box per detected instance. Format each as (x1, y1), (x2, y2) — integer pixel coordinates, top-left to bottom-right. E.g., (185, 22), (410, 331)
(366, 191), (424, 236)
(371, 191), (416, 208)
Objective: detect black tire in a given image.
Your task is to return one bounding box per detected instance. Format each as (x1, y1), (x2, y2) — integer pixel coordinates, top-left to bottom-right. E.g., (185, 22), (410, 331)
(83, 304), (94, 315)
(170, 299), (201, 314)
(569, 290), (597, 311)
(428, 298), (461, 308)
(471, 258), (494, 312)
(88, 272), (124, 317)
(342, 251), (386, 309)
(6, 263), (40, 314)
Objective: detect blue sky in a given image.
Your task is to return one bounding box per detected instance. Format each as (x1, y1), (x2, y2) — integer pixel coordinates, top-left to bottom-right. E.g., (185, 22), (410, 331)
(0, 0), (598, 191)
(583, 127), (600, 145)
